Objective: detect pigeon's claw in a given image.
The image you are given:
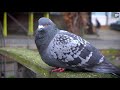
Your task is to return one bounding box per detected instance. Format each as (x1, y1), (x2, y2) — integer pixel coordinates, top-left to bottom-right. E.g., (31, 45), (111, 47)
(51, 67), (65, 72)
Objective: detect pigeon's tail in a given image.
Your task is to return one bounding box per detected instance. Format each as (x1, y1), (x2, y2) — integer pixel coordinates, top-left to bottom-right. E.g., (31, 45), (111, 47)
(88, 59), (120, 78)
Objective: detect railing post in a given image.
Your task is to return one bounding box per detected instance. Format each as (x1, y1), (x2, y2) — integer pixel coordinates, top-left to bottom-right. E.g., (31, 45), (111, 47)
(28, 12), (34, 36)
(44, 12), (50, 18)
(3, 12), (7, 37)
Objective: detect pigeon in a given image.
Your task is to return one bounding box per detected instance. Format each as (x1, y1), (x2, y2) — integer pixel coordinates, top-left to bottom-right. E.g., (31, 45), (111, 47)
(35, 17), (120, 77)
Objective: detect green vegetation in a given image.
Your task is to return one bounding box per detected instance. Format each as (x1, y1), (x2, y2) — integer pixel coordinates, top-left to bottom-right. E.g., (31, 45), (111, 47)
(100, 49), (120, 67)
(7, 76), (15, 78)
(100, 49), (120, 57)
(0, 48), (119, 78)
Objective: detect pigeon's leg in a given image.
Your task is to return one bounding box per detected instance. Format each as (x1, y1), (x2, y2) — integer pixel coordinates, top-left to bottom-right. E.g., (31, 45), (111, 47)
(52, 67), (65, 72)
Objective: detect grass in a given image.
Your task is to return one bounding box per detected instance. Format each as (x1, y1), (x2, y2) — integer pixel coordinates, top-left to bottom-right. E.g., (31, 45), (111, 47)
(0, 47), (119, 78)
(100, 49), (120, 57)
(100, 49), (120, 67)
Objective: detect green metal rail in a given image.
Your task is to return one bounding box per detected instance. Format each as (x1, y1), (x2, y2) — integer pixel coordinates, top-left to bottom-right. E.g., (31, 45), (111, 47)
(3, 12), (7, 37)
(2, 12), (50, 37)
(28, 12), (34, 36)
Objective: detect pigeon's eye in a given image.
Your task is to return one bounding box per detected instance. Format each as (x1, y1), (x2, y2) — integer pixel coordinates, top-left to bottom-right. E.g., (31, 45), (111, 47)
(44, 24), (49, 27)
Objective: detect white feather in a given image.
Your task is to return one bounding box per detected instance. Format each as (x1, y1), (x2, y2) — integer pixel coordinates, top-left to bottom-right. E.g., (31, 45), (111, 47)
(38, 25), (44, 29)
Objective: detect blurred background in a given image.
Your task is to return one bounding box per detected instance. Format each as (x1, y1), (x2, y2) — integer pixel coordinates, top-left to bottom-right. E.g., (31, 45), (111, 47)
(0, 12), (120, 78)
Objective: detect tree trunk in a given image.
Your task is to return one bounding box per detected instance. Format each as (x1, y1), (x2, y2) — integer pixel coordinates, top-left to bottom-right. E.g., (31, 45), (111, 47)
(86, 12), (94, 34)
(63, 12), (85, 36)
(63, 12), (94, 36)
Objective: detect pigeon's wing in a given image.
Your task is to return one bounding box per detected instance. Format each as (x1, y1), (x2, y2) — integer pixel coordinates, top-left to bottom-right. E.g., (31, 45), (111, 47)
(48, 30), (104, 70)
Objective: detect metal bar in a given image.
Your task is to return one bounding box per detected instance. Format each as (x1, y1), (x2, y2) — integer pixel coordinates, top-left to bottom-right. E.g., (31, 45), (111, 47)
(44, 12), (50, 18)
(8, 13), (30, 49)
(14, 62), (18, 78)
(0, 22), (5, 47)
(28, 12), (34, 36)
(3, 12), (7, 37)
(4, 55), (6, 78)
(7, 13), (28, 33)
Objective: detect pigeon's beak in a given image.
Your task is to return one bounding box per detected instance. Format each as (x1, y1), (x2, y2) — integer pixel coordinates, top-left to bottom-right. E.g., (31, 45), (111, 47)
(37, 25), (45, 31)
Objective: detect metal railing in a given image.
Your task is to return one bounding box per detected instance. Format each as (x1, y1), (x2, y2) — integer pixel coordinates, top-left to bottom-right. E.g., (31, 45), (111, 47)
(0, 21), (5, 47)
(7, 13), (28, 33)
(7, 13), (30, 49)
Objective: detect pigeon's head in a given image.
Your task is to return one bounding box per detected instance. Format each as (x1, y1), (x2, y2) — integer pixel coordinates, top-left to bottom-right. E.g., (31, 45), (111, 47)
(37, 17), (56, 32)
(35, 17), (58, 44)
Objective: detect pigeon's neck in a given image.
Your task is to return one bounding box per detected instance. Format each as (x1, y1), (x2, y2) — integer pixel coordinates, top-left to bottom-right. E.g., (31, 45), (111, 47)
(36, 28), (59, 54)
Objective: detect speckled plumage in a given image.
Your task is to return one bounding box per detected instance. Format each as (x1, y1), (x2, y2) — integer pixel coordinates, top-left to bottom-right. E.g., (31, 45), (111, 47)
(47, 30), (104, 68)
(35, 17), (120, 77)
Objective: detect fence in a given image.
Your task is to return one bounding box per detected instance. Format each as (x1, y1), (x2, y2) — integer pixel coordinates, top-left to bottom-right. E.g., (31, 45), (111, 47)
(0, 21), (5, 47)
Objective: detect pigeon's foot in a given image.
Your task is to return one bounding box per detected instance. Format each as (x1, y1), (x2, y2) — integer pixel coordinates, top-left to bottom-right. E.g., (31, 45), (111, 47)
(52, 67), (65, 72)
